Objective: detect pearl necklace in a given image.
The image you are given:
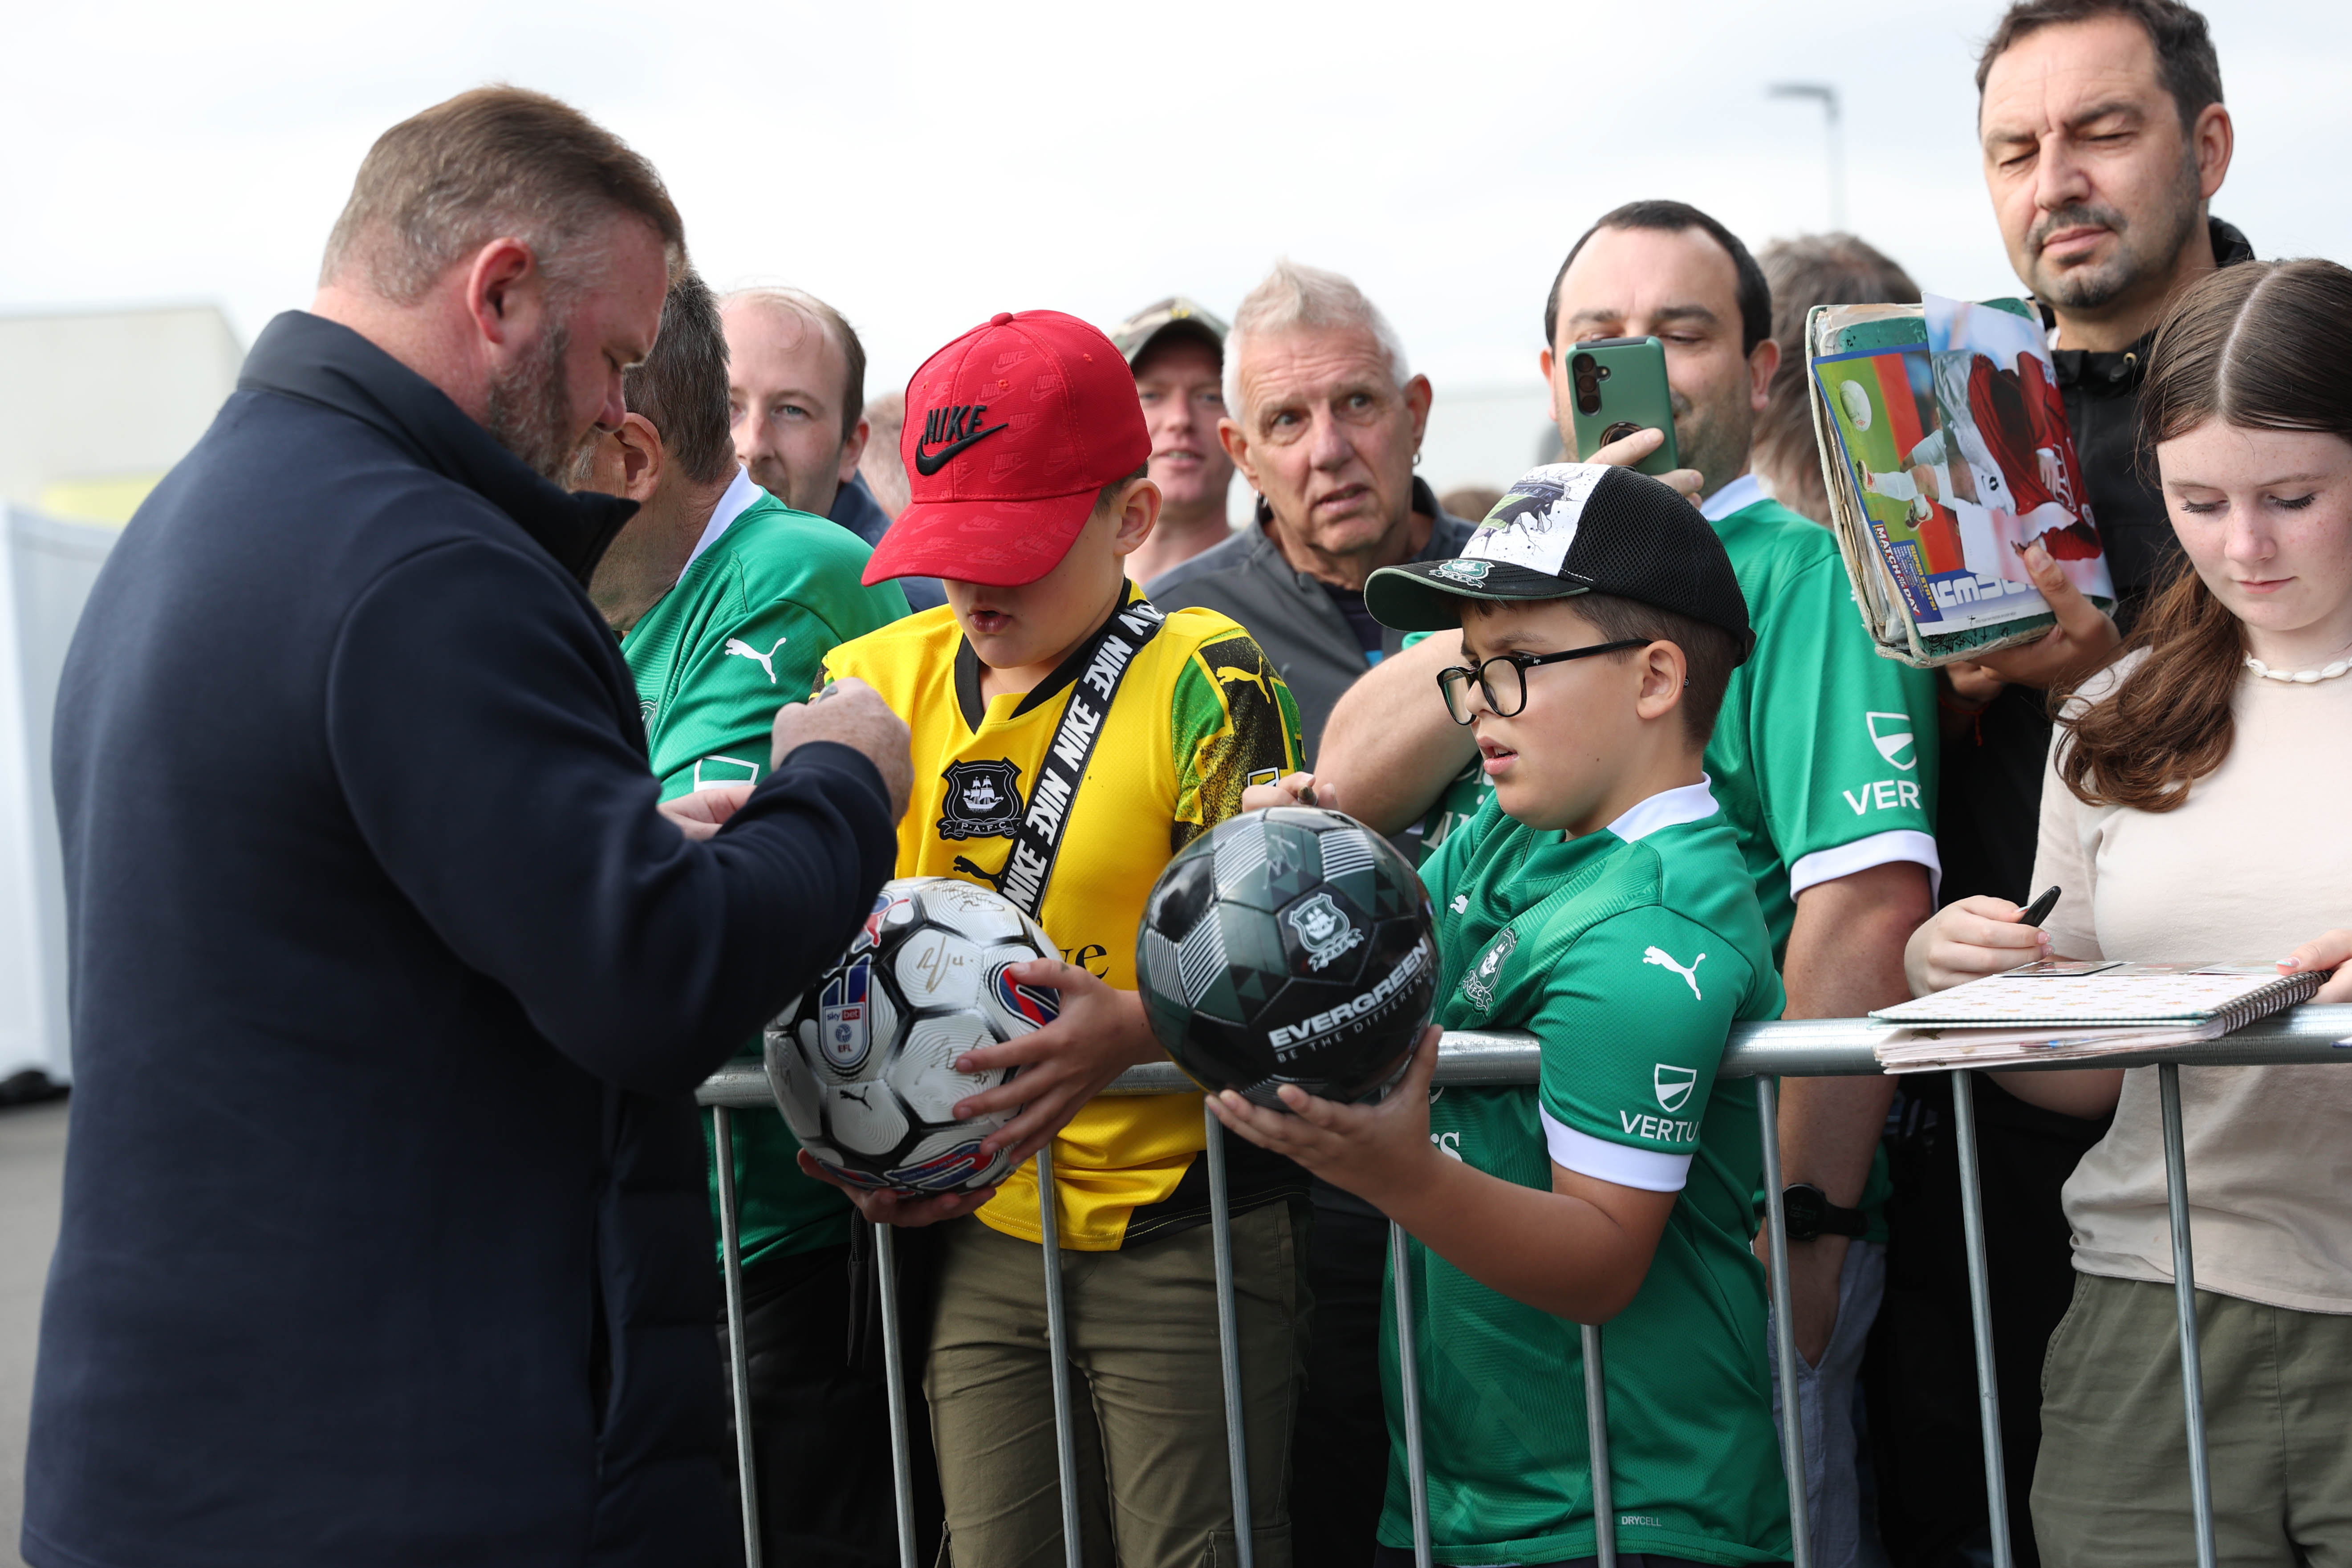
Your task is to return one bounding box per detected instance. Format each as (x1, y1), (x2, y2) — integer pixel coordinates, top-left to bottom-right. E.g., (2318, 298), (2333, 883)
(2245, 654), (2352, 685)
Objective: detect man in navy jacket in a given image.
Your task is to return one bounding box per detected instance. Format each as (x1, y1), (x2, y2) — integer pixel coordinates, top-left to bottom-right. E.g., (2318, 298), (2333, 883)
(24, 88), (920, 1568)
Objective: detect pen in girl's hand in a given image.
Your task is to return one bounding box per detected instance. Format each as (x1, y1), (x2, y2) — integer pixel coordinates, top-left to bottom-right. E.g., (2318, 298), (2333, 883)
(2019, 886), (2060, 927)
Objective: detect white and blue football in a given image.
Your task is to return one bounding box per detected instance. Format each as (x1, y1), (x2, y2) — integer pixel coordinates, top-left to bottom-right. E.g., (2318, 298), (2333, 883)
(766, 877), (1058, 1192)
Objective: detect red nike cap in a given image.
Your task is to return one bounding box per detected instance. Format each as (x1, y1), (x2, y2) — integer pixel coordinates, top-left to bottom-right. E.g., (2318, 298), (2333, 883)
(863, 310), (1152, 589)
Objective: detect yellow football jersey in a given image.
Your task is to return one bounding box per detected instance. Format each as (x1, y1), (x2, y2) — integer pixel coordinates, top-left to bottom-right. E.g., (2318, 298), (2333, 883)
(821, 587), (1304, 1249)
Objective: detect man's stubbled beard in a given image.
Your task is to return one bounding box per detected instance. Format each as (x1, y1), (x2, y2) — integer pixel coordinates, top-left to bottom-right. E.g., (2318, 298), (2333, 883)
(483, 312), (581, 482)
(563, 427), (600, 492)
(2027, 145), (2203, 313)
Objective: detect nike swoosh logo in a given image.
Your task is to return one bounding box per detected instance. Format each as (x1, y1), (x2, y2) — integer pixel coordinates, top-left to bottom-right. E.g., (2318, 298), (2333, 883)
(913, 419), (1009, 476)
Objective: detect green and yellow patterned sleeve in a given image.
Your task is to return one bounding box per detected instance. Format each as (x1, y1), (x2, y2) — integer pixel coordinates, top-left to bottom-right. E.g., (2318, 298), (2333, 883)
(1169, 631), (1305, 853)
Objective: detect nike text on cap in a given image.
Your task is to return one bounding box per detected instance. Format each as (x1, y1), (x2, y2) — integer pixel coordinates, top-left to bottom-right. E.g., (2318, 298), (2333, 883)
(864, 310), (1153, 589)
(1362, 463), (1755, 661)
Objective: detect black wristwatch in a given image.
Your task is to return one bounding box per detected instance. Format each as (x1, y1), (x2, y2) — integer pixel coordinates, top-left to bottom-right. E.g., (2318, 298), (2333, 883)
(1781, 1183), (1869, 1242)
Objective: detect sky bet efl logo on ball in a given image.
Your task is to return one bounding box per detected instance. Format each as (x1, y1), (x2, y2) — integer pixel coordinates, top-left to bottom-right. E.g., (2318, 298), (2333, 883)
(819, 957), (873, 1072)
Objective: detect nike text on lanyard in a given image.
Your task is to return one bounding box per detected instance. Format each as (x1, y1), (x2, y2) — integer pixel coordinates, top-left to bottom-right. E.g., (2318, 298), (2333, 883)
(987, 597), (1166, 918)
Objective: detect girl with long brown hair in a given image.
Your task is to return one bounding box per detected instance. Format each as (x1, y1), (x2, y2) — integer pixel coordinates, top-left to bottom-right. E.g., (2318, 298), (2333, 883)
(1902, 257), (2352, 1567)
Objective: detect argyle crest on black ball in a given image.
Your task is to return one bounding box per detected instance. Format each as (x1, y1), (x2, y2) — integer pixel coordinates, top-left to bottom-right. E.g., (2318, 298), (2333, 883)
(1137, 806), (1436, 1106)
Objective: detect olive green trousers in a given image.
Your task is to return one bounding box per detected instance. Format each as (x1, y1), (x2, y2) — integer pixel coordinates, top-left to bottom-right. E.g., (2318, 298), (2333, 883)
(924, 1200), (1309, 1568)
(2034, 1271), (2352, 1567)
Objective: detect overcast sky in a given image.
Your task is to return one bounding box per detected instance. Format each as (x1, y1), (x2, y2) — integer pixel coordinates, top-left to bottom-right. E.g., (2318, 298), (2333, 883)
(8, 0), (2346, 398)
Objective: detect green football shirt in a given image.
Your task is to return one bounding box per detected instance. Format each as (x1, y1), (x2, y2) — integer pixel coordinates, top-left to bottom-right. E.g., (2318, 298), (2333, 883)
(618, 474), (912, 1268)
(1411, 482), (1939, 957)
(1381, 780), (1793, 1566)
(1414, 749), (1493, 867)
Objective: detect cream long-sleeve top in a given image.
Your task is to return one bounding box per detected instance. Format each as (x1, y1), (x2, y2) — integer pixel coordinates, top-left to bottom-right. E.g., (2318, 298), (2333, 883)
(2034, 650), (2352, 1313)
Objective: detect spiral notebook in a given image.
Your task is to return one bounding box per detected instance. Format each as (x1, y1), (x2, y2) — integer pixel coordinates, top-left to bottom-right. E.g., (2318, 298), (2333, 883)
(1869, 962), (2328, 1073)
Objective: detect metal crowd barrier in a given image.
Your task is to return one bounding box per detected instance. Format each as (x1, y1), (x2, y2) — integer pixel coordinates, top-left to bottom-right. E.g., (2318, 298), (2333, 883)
(699, 1003), (2352, 1568)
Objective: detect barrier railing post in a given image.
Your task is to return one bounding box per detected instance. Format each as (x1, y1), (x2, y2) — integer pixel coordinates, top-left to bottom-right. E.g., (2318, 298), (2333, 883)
(1580, 1323), (1617, 1568)
(1754, 1075), (1814, 1568)
(711, 1105), (762, 1568)
(708, 1007), (2352, 1568)
(1035, 1143), (1084, 1568)
(1389, 1220), (1434, 1568)
(873, 1222), (918, 1568)
(1947, 1070), (2014, 1568)
(1204, 1105), (1255, 1567)
(2158, 1063), (2219, 1568)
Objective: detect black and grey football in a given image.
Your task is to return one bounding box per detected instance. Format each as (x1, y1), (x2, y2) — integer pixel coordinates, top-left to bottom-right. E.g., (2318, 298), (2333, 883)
(1136, 806), (1437, 1106)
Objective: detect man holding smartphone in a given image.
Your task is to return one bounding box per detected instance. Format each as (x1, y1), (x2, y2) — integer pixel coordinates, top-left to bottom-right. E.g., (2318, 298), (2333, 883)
(1308, 200), (1940, 1568)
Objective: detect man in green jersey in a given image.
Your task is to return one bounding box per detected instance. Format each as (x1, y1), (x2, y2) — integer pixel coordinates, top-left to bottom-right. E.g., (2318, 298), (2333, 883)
(573, 270), (920, 1567)
(1224, 462), (1792, 1566)
(1313, 202), (1938, 1567)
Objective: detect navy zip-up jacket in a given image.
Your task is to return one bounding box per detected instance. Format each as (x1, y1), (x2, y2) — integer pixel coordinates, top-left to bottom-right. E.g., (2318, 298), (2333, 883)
(24, 310), (896, 1568)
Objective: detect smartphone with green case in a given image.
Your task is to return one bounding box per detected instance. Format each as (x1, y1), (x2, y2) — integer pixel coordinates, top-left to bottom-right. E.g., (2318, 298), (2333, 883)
(1564, 336), (1681, 476)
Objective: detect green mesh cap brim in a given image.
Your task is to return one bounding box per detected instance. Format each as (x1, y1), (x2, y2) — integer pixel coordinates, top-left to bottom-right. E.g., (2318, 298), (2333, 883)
(1362, 559), (1593, 632)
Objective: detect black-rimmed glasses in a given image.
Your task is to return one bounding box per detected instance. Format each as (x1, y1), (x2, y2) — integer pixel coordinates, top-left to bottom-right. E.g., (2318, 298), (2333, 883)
(1436, 640), (1649, 724)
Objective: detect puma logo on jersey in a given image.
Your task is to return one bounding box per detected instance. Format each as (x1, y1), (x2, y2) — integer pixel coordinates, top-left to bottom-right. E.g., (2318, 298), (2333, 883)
(1214, 664), (1271, 703)
(1642, 945), (1706, 1000)
(723, 635), (788, 683)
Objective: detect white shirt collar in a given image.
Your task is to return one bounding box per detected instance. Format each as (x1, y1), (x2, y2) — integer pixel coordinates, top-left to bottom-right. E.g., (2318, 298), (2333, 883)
(1605, 776), (1719, 843)
(1699, 472), (1764, 522)
(681, 466), (766, 574)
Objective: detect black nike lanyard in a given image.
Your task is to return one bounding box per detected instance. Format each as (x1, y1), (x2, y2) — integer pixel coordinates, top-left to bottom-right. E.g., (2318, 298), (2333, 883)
(954, 593), (1168, 918)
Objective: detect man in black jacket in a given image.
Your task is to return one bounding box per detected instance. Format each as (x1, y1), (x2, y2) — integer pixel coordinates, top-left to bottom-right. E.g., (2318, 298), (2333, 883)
(1936, 0), (2244, 906)
(1864, 8), (2247, 1567)
(24, 88), (917, 1568)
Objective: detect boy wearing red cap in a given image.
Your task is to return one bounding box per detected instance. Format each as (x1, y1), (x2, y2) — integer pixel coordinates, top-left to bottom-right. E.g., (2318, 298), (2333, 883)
(817, 310), (1308, 1564)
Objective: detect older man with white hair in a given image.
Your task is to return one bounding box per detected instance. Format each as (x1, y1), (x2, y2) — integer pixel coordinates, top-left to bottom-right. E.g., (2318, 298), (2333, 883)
(1147, 260), (1476, 1568)
(1148, 260), (1476, 760)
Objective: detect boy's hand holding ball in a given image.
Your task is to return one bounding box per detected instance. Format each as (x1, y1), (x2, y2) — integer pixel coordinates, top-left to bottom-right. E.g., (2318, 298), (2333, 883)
(1208, 1025), (1442, 1211)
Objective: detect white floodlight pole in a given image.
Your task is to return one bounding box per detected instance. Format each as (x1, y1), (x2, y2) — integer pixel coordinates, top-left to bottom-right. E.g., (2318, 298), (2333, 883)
(1769, 82), (1845, 232)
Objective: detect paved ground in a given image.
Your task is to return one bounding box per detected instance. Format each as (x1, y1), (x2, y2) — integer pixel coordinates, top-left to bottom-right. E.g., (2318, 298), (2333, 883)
(0, 1099), (66, 1568)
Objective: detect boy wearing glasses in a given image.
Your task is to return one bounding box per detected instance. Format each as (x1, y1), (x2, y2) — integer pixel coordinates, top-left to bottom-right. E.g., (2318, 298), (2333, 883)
(1219, 463), (1793, 1567)
(814, 310), (1309, 1565)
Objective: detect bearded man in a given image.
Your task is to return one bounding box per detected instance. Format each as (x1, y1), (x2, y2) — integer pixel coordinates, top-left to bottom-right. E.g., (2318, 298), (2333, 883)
(25, 87), (914, 1568)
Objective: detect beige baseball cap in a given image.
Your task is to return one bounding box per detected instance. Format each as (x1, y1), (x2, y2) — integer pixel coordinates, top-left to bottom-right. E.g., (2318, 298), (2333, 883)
(1107, 297), (1228, 366)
